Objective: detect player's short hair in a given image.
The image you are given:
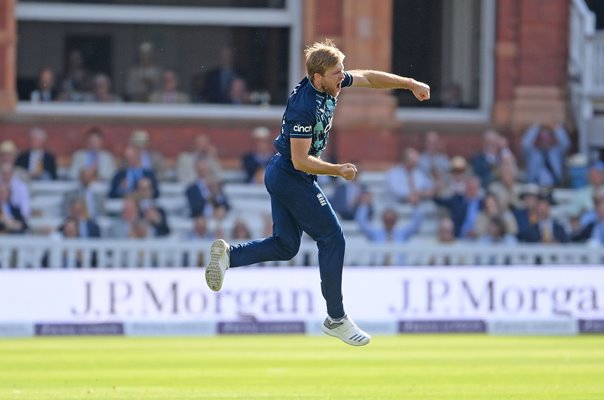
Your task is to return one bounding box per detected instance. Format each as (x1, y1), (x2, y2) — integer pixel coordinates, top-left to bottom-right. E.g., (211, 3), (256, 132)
(304, 39), (345, 78)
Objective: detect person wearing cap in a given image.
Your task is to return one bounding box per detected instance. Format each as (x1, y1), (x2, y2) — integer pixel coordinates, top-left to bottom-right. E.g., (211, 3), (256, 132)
(435, 155), (469, 197)
(126, 41), (163, 102)
(241, 126), (275, 184)
(69, 127), (116, 181)
(129, 130), (164, 178)
(15, 128), (57, 181)
(522, 121), (570, 188)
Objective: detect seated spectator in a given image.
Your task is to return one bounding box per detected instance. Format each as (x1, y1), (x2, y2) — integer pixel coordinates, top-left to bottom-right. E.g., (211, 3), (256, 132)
(203, 47), (244, 103)
(0, 161), (30, 218)
(186, 158), (230, 218)
(129, 130), (164, 178)
(230, 218), (252, 241)
(434, 176), (483, 239)
(470, 129), (511, 188)
(418, 131), (450, 181)
(488, 162), (523, 212)
(242, 126), (274, 184)
(68, 127), (116, 181)
(87, 73), (121, 103)
(474, 192), (518, 238)
(107, 195), (148, 238)
(228, 77), (251, 104)
(15, 128), (57, 181)
(135, 177), (170, 237)
(65, 167), (104, 219)
(517, 192), (568, 243)
(108, 145), (159, 199)
(186, 216), (215, 240)
(62, 197), (101, 239)
(522, 121), (570, 188)
(58, 49), (92, 102)
(387, 147), (434, 203)
(355, 192), (422, 243)
(568, 161), (604, 217)
(577, 188), (604, 229)
(436, 155), (470, 197)
(329, 167), (368, 221)
(150, 69), (190, 104)
(176, 134), (223, 183)
(437, 217), (456, 244)
(30, 67), (58, 103)
(126, 41), (163, 103)
(572, 197), (604, 246)
(479, 216), (518, 245)
(0, 183), (27, 234)
(513, 184), (540, 239)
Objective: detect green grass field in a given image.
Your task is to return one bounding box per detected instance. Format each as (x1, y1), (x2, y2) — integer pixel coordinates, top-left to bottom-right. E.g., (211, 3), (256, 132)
(1, 335), (603, 400)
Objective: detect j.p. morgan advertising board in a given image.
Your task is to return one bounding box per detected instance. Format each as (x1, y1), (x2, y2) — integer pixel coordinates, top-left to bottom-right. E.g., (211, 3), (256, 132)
(0, 267), (603, 335)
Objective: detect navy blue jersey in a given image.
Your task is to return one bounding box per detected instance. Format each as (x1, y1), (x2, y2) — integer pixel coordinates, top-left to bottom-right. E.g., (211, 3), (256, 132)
(274, 72), (353, 160)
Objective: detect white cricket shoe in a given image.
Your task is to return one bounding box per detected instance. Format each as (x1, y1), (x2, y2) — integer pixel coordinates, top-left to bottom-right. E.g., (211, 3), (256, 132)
(321, 315), (371, 346)
(205, 239), (230, 291)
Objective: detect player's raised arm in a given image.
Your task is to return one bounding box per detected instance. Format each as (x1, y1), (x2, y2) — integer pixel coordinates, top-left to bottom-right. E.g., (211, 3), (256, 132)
(348, 69), (430, 102)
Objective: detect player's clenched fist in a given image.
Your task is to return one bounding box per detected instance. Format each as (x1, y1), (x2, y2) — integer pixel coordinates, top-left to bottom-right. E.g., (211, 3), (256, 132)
(338, 163), (357, 180)
(411, 80), (430, 101)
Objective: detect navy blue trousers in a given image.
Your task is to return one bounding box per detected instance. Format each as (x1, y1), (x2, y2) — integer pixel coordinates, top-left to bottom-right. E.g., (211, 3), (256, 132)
(229, 154), (346, 319)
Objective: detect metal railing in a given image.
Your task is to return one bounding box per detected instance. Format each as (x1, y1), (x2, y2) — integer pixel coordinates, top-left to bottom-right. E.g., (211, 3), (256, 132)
(1, 236), (603, 269)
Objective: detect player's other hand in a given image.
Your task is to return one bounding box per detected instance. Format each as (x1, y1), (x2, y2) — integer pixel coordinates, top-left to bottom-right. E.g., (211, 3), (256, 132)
(338, 163), (357, 181)
(411, 80), (430, 102)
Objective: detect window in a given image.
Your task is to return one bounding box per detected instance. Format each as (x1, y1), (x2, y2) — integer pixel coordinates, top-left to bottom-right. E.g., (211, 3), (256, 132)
(15, 0), (301, 117)
(392, 0), (494, 119)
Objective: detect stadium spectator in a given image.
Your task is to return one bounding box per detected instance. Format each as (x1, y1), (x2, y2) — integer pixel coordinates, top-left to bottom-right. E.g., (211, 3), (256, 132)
(522, 121), (570, 188)
(230, 218), (253, 241)
(135, 177), (170, 237)
(478, 216), (518, 245)
(433, 176), (483, 239)
(64, 167), (104, 219)
(470, 129), (511, 188)
(126, 41), (163, 103)
(474, 193), (518, 238)
(30, 67), (58, 103)
(202, 47), (244, 103)
(0, 161), (30, 218)
(107, 196), (148, 238)
(62, 197), (101, 239)
(568, 161), (604, 217)
(186, 216), (215, 240)
(571, 196), (604, 246)
(436, 217), (456, 243)
(435, 155), (470, 197)
(108, 145), (159, 199)
(150, 69), (190, 104)
(329, 168), (368, 221)
(68, 127), (116, 181)
(0, 182), (27, 234)
(355, 192), (422, 243)
(513, 184), (540, 240)
(241, 126), (274, 184)
(517, 192), (568, 243)
(228, 77), (252, 104)
(488, 162), (523, 212)
(387, 147), (434, 203)
(185, 158), (230, 218)
(176, 134), (223, 183)
(576, 188), (604, 229)
(15, 128), (57, 181)
(418, 131), (450, 181)
(58, 49), (92, 102)
(87, 73), (121, 103)
(128, 130), (164, 178)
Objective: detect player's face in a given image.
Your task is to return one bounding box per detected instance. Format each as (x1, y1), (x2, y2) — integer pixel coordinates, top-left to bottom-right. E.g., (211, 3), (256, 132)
(319, 62), (345, 97)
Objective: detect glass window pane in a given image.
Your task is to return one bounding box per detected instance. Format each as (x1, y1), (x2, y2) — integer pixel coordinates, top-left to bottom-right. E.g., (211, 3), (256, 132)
(18, 0), (285, 8)
(17, 22), (290, 105)
(392, 0), (482, 109)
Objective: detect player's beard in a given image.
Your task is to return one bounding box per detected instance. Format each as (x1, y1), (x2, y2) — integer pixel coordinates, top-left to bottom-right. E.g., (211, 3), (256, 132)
(322, 81), (341, 97)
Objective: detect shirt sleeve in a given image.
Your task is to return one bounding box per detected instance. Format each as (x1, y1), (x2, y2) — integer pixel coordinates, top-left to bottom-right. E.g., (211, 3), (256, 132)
(288, 109), (315, 139)
(342, 71), (353, 88)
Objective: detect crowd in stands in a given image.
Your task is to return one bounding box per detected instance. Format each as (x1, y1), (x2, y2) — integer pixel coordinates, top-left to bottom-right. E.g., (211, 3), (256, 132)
(1, 121), (604, 264)
(29, 44), (268, 106)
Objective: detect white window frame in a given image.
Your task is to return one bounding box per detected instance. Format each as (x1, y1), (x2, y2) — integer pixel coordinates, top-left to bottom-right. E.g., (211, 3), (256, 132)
(396, 0), (496, 123)
(14, 0), (303, 120)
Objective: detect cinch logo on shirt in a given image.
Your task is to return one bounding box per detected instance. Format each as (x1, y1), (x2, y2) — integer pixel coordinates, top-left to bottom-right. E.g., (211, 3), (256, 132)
(293, 124), (312, 133)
